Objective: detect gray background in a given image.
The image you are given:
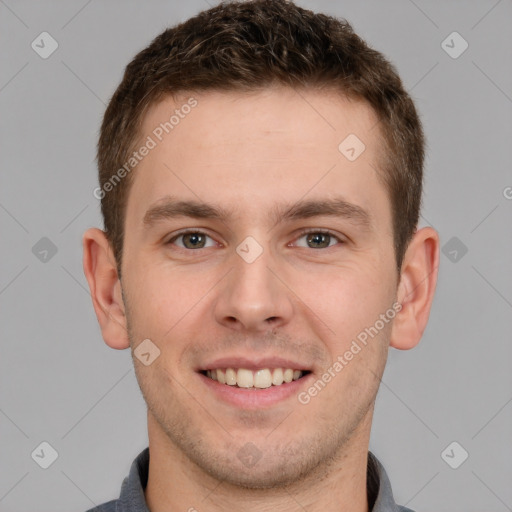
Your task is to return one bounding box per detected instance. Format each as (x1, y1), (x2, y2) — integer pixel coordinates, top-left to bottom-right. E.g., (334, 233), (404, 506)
(1, 0), (511, 510)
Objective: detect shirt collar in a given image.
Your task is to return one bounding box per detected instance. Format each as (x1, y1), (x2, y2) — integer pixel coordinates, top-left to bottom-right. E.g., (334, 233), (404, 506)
(118, 447), (405, 512)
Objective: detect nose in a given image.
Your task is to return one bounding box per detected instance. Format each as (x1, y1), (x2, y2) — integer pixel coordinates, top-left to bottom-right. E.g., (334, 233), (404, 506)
(213, 246), (293, 333)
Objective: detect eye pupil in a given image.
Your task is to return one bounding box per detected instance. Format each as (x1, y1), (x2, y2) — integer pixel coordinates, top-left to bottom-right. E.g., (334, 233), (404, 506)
(184, 233), (205, 249)
(175, 231), (336, 250)
(307, 233), (330, 249)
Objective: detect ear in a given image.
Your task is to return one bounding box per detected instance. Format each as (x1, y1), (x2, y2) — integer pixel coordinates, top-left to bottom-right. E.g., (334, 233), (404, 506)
(390, 226), (440, 350)
(82, 227), (130, 350)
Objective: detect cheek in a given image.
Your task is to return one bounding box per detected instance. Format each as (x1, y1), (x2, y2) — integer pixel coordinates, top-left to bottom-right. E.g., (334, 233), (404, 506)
(294, 260), (394, 346)
(124, 259), (218, 343)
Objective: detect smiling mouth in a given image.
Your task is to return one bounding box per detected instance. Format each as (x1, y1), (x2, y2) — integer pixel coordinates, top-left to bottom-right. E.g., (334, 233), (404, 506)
(200, 368), (311, 389)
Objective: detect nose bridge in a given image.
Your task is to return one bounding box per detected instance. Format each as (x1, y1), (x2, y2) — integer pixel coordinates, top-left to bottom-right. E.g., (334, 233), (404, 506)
(233, 251), (274, 301)
(213, 239), (293, 331)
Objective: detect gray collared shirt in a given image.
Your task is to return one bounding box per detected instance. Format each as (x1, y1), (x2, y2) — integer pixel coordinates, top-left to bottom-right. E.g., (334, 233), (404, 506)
(85, 448), (414, 512)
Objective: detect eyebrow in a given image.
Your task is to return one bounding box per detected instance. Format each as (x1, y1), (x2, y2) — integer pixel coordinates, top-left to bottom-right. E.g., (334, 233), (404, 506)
(274, 197), (372, 231)
(143, 196), (234, 226)
(143, 195), (373, 231)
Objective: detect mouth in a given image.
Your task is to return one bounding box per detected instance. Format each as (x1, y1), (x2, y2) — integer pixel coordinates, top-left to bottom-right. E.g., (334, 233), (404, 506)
(199, 367), (312, 389)
(196, 357), (314, 408)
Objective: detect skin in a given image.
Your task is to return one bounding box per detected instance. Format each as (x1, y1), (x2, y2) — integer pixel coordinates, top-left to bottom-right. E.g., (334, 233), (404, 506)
(83, 87), (439, 512)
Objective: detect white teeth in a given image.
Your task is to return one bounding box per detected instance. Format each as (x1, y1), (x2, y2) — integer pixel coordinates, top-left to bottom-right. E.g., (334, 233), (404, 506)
(253, 369), (272, 388)
(225, 368), (237, 386)
(272, 368), (284, 386)
(237, 368), (254, 388)
(217, 368), (226, 384)
(283, 368), (294, 383)
(206, 367), (305, 388)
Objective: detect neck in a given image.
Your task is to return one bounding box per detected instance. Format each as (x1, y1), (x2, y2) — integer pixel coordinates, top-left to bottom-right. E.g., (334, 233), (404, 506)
(144, 412), (372, 512)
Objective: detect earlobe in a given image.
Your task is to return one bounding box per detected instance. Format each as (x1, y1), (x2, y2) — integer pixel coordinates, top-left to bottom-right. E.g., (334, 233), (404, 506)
(390, 226), (440, 350)
(82, 228), (130, 350)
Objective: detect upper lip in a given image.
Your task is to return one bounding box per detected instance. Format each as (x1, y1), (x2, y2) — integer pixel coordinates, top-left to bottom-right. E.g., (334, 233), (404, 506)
(197, 355), (312, 372)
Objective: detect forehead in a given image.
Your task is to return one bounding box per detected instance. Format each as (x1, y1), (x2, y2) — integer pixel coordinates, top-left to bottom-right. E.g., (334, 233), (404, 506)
(126, 87), (390, 230)
(141, 87), (380, 158)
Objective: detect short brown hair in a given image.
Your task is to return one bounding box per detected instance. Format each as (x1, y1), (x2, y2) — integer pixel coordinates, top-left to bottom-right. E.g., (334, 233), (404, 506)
(97, 0), (424, 277)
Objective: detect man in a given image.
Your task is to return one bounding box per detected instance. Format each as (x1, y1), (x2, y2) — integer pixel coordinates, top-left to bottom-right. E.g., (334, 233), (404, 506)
(82, 0), (439, 510)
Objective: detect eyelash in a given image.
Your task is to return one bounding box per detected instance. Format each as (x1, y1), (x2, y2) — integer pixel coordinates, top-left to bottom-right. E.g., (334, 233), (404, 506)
(166, 228), (344, 250)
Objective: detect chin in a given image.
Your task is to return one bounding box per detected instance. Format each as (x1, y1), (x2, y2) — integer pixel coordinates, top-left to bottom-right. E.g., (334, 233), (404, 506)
(200, 452), (316, 490)
(180, 431), (343, 491)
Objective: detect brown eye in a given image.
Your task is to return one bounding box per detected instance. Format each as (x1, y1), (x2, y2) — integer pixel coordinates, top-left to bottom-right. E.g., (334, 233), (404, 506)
(306, 232), (331, 249)
(294, 231), (340, 249)
(169, 231), (215, 249)
(182, 233), (206, 249)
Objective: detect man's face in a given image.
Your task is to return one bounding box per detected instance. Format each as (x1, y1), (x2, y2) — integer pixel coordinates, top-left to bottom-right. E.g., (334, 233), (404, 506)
(121, 87), (399, 487)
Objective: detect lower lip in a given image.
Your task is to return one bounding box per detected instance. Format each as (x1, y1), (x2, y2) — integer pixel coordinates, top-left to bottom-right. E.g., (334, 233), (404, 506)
(198, 372), (313, 409)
